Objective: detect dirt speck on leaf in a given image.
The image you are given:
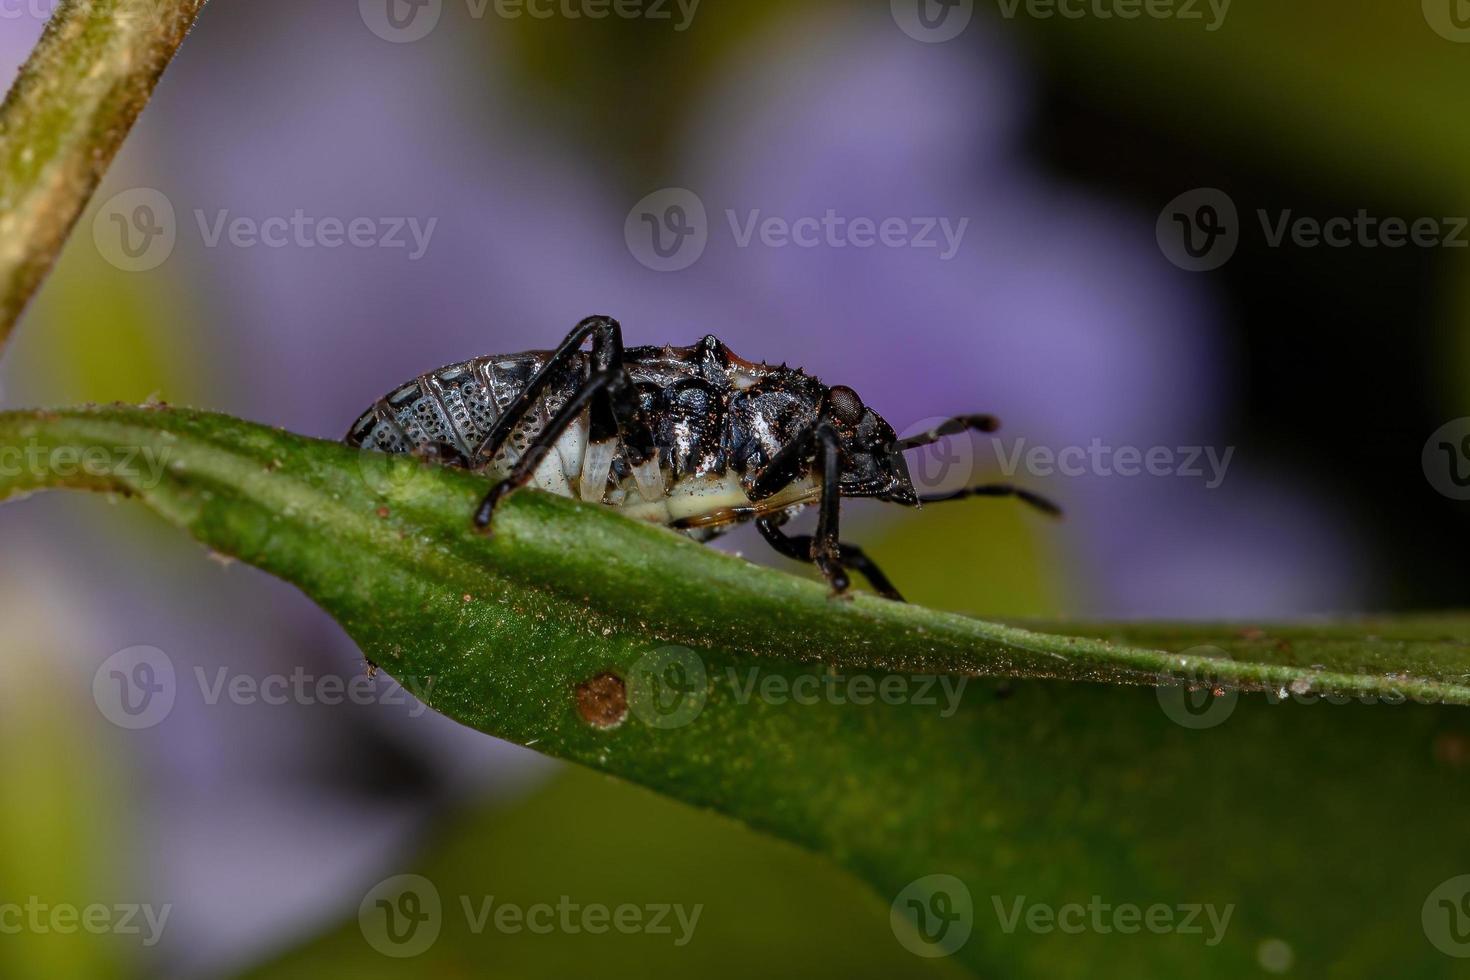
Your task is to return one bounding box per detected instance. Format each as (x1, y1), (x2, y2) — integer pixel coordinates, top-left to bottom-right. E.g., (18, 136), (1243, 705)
(576, 672), (628, 729)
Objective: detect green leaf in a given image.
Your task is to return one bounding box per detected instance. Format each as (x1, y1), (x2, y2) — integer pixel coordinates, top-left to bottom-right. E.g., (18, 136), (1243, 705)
(0, 0), (207, 347)
(4, 404), (1470, 976)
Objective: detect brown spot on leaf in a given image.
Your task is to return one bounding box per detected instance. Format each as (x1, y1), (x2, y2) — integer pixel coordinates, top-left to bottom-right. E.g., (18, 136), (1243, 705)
(1434, 732), (1470, 769)
(577, 672), (628, 729)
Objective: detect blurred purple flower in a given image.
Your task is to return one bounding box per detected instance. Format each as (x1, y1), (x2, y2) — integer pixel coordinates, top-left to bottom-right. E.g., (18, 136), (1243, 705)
(0, 1), (1366, 973)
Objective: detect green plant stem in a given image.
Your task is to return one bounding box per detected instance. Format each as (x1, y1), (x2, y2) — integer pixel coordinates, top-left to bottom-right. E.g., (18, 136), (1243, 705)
(0, 0), (206, 347)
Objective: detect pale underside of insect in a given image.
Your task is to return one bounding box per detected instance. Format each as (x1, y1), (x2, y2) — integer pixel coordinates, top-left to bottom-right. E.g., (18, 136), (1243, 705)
(346, 316), (1059, 600)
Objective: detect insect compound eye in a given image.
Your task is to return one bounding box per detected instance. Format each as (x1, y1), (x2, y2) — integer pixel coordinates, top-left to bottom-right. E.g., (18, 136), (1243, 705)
(827, 385), (865, 426)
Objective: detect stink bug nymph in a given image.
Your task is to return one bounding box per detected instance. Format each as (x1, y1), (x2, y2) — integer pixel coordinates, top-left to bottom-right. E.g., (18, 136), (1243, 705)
(345, 315), (1060, 601)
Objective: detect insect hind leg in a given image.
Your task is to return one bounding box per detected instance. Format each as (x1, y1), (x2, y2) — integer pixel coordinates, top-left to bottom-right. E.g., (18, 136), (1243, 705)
(473, 366), (623, 530)
(471, 314), (623, 466)
(470, 315), (630, 531)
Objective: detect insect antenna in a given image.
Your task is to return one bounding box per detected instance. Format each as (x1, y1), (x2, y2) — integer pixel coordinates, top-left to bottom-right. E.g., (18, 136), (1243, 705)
(891, 414), (1000, 453)
(918, 483), (1063, 518)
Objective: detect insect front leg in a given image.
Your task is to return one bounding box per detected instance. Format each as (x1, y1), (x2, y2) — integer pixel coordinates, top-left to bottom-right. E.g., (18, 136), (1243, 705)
(756, 515), (905, 601)
(748, 419), (851, 596)
(809, 422), (851, 597)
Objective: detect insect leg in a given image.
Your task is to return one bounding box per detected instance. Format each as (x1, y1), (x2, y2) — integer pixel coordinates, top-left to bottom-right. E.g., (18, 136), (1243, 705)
(810, 422), (850, 596)
(471, 315), (623, 465)
(473, 366), (622, 531)
(745, 418), (849, 594)
(749, 423), (819, 501)
(756, 517), (905, 602)
(918, 483), (1063, 517)
(890, 414), (1000, 453)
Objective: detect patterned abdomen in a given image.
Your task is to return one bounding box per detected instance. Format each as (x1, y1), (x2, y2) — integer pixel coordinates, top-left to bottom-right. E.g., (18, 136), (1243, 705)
(345, 352), (578, 472)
